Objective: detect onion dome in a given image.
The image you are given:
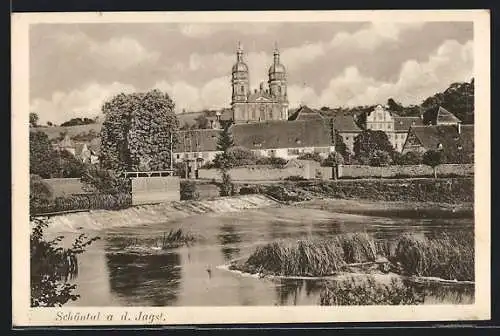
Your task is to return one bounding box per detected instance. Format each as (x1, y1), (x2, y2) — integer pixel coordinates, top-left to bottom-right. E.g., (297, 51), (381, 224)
(268, 43), (286, 74)
(232, 42), (248, 73)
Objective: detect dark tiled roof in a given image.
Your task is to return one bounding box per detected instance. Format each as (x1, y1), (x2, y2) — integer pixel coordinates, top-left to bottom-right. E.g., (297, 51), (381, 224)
(393, 116), (424, 132)
(423, 106), (461, 125)
(288, 106), (323, 121)
(74, 143), (87, 156)
(174, 129), (222, 153)
(407, 124), (474, 160)
(324, 110), (362, 132)
(88, 137), (101, 154)
(231, 119), (333, 150)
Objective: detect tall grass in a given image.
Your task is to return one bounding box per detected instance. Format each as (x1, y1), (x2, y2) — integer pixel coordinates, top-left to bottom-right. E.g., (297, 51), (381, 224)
(116, 229), (197, 251)
(390, 231), (474, 281)
(242, 233), (377, 277)
(319, 276), (425, 305)
(238, 231), (474, 281)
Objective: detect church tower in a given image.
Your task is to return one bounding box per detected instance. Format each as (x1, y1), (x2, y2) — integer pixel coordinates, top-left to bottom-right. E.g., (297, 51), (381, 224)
(268, 43), (289, 120)
(231, 42), (249, 105)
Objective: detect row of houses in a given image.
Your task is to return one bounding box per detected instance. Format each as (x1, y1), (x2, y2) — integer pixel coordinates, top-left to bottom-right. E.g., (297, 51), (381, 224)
(173, 104), (473, 166)
(54, 135), (100, 164)
(55, 103), (473, 176)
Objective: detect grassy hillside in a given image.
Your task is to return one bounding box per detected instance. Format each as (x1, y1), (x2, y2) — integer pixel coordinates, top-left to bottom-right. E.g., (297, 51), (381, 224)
(31, 112), (206, 140)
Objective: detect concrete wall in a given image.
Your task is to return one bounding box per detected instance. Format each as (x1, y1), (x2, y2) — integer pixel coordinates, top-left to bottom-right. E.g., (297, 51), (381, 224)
(42, 178), (86, 197)
(198, 163), (333, 181)
(337, 164), (474, 178)
(131, 176), (180, 205)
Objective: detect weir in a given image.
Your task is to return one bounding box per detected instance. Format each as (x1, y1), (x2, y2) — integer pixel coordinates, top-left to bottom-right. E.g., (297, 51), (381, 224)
(45, 194), (280, 232)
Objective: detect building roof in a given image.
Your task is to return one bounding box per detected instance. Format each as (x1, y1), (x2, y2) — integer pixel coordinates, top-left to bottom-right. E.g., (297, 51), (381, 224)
(406, 124), (474, 160)
(321, 110), (362, 132)
(174, 119), (334, 152)
(423, 106), (461, 125)
(393, 116), (424, 132)
(74, 143), (88, 156)
(288, 106), (324, 121)
(231, 119), (333, 150)
(174, 129), (222, 153)
(59, 134), (75, 148)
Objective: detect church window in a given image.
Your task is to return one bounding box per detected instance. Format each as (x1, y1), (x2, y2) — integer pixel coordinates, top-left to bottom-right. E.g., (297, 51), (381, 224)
(252, 109), (256, 120)
(240, 85), (244, 93)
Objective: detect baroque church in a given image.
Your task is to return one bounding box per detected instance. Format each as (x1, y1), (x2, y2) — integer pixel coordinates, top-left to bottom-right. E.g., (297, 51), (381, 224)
(231, 43), (289, 123)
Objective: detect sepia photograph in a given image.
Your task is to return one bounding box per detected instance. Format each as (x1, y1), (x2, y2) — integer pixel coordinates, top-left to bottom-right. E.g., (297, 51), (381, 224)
(12, 10), (490, 326)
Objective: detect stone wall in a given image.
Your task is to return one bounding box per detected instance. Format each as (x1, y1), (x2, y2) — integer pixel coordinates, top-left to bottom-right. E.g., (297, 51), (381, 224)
(131, 176), (180, 205)
(337, 164), (474, 178)
(198, 163), (332, 181)
(43, 178), (86, 197)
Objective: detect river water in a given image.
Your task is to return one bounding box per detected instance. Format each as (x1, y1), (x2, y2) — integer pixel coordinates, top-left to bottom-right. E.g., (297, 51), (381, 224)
(53, 200), (473, 307)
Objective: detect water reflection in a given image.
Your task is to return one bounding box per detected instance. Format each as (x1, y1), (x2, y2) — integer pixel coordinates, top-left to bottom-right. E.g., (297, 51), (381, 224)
(105, 251), (181, 306)
(217, 224), (242, 262)
(68, 204), (474, 306)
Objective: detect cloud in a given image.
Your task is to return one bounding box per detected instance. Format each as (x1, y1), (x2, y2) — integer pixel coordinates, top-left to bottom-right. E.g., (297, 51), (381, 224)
(51, 31), (160, 71)
(329, 22), (425, 50)
(311, 39), (473, 107)
(179, 23), (281, 38)
(31, 82), (136, 124)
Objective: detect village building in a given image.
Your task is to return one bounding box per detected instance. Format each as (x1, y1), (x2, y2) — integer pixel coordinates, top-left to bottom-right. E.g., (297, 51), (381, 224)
(55, 134), (100, 164)
(364, 105), (424, 152)
(402, 124), (474, 163)
(173, 118), (335, 168)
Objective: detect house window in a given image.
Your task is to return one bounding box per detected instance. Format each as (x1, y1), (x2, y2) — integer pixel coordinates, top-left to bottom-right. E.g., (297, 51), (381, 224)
(176, 154), (180, 159)
(345, 136), (349, 141)
(240, 85), (244, 93)
(252, 109), (256, 119)
(268, 150), (276, 157)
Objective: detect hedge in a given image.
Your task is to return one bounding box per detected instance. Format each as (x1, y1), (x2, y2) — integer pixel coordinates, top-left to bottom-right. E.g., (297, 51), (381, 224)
(31, 192), (132, 215)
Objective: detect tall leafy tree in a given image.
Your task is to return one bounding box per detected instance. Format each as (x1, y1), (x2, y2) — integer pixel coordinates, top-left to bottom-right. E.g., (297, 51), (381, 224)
(421, 79), (474, 124)
(99, 90), (179, 172)
(29, 112), (39, 127)
(422, 149), (442, 178)
(30, 131), (59, 178)
(334, 130), (349, 160)
(353, 130), (394, 163)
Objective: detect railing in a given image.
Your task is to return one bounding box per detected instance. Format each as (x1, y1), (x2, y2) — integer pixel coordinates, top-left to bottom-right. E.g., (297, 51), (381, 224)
(123, 170), (175, 178)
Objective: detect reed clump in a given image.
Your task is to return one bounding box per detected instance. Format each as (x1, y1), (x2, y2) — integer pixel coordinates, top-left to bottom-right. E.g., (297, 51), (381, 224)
(237, 231), (474, 281)
(319, 276), (425, 305)
(120, 228), (197, 251)
(390, 231), (474, 281)
(241, 233), (377, 277)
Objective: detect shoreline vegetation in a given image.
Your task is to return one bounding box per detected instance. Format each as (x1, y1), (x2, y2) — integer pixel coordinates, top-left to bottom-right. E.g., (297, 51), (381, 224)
(229, 232), (474, 282)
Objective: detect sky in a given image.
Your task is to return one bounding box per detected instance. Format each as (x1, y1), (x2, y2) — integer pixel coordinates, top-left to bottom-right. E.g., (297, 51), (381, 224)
(29, 21), (473, 124)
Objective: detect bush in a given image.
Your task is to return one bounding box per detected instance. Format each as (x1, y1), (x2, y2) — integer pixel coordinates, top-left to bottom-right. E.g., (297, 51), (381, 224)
(219, 172), (234, 196)
(369, 150), (392, 166)
(297, 153), (323, 162)
(180, 180), (199, 200)
(396, 151), (423, 165)
(31, 193), (132, 215)
(319, 276), (424, 305)
(284, 175), (307, 181)
(238, 184), (263, 195)
(255, 156), (288, 166)
(31, 217), (100, 307)
(30, 174), (54, 214)
(81, 166), (131, 194)
(214, 146), (258, 168)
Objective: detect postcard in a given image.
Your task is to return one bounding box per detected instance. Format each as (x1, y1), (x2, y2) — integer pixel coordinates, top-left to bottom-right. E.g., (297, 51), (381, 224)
(12, 9), (490, 326)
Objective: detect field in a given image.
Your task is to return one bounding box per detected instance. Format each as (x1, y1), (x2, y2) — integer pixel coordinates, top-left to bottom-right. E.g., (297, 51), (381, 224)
(31, 112), (203, 140)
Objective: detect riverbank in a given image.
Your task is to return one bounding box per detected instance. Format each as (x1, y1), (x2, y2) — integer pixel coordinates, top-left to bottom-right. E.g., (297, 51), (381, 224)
(294, 199), (474, 219)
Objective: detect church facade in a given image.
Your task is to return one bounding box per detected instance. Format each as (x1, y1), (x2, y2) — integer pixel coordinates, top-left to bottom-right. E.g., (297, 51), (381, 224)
(231, 43), (289, 123)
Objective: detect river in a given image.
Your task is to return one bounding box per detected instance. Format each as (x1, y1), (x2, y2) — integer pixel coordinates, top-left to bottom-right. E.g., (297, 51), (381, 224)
(47, 198), (474, 307)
